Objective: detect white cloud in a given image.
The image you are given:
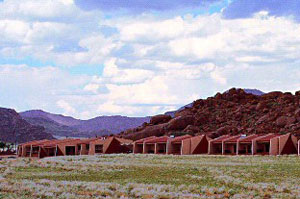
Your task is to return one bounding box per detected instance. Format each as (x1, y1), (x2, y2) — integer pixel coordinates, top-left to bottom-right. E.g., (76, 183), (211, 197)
(84, 83), (100, 94)
(56, 100), (76, 115)
(1, 5), (300, 118)
(102, 58), (154, 84)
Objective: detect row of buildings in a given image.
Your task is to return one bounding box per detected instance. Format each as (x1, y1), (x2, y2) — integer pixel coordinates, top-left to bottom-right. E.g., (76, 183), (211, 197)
(17, 133), (300, 158)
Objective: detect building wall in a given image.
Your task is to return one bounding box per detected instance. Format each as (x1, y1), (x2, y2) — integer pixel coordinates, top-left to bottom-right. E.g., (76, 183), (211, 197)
(270, 138), (279, 155)
(192, 136), (209, 154)
(181, 139), (191, 155)
(279, 134), (297, 155)
(80, 144), (89, 155)
(133, 143), (143, 154)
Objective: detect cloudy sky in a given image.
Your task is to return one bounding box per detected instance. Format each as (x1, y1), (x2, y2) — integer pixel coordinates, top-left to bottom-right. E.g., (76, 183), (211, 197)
(0, 0), (300, 119)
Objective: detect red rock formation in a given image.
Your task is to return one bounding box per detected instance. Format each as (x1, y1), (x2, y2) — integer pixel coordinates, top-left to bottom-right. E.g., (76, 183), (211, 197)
(121, 88), (300, 140)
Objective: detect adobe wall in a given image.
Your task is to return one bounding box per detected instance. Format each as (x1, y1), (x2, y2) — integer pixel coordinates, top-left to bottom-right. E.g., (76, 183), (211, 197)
(181, 139), (191, 155)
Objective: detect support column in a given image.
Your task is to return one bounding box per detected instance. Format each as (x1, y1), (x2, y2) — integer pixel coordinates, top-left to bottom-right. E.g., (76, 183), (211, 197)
(29, 145), (33, 157)
(222, 142), (225, 155)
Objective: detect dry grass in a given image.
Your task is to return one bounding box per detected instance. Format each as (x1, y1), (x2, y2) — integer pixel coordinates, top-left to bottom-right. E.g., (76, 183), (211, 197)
(0, 154), (299, 198)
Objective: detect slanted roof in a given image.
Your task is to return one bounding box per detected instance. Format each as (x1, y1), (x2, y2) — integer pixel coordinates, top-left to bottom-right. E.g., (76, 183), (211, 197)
(210, 135), (231, 143)
(89, 137), (106, 145)
(256, 134), (280, 142)
(135, 136), (157, 144)
(144, 136), (169, 144)
(223, 135), (243, 143)
(79, 138), (99, 144)
(38, 139), (82, 147)
(171, 135), (192, 143)
(115, 137), (133, 145)
(20, 139), (50, 146)
(238, 134), (262, 143)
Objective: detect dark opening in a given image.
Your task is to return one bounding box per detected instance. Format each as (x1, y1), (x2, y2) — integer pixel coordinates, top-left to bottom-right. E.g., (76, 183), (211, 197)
(65, 146), (76, 156)
(86, 144), (90, 150)
(172, 143), (181, 154)
(95, 145), (103, 153)
(25, 146), (31, 156)
(157, 143), (166, 154)
(32, 146), (39, 154)
(214, 144), (222, 154)
(265, 143), (270, 152)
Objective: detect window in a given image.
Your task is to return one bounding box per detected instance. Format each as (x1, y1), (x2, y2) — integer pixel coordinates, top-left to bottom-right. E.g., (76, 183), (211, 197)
(86, 144), (90, 150)
(95, 145), (103, 153)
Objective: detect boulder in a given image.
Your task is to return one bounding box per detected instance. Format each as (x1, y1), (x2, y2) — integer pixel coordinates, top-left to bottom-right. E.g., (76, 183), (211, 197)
(194, 114), (208, 126)
(276, 116), (296, 127)
(150, 114), (172, 125)
(166, 115), (194, 131)
(183, 125), (201, 134)
(256, 102), (266, 111)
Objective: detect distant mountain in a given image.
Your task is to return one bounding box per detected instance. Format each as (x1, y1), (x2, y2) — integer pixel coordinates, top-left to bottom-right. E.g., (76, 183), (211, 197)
(165, 89), (265, 117)
(165, 103), (193, 117)
(21, 110), (81, 126)
(20, 110), (150, 138)
(0, 108), (54, 143)
(243, 89), (265, 96)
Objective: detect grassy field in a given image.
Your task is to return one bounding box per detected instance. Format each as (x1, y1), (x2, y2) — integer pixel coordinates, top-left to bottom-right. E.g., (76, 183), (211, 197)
(0, 155), (299, 198)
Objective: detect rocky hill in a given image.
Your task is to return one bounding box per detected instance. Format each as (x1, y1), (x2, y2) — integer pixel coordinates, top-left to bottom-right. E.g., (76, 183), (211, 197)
(0, 108), (54, 143)
(120, 88), (300, 140)
(21, 110), (150, 137)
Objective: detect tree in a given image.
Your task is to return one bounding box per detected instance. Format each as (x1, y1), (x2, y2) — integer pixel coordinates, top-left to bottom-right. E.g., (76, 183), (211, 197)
(0, 142), (5, 152)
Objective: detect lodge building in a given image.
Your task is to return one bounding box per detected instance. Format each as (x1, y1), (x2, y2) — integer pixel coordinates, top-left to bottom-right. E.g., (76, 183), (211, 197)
(17, 133), (299, 158)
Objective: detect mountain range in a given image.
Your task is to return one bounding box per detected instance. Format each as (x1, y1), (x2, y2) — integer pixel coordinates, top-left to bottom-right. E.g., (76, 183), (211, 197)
(20, 110), (151, 138)
(0, 88), (271, 143)
(0, 108), (53, 143)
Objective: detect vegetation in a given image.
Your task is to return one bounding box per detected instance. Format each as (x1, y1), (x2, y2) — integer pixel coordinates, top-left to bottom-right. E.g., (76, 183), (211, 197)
(0, 154), (299, 198)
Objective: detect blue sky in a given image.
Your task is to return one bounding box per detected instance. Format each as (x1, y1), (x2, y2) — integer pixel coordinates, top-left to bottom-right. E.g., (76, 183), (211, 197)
(0, 0), (300, 119)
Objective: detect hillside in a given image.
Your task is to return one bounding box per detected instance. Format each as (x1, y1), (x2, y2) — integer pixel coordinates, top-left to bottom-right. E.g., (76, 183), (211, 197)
(21, 110), (150, 137)
(0, 108), (54, 143)
(164, 89), (265, 117)
(120, 88), (300, 140)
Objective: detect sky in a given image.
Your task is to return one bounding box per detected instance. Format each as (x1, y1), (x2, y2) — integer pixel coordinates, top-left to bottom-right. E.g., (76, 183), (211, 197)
(0, 0), (300, 119)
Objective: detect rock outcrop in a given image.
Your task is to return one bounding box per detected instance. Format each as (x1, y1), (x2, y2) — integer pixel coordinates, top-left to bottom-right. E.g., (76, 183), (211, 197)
(120, 88), (300, 140)
(0, 108), (54, 143)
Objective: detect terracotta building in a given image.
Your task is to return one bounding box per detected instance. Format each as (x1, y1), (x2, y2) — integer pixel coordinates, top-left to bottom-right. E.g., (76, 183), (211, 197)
(180, 135), (210, 155)
(17, 139), (50, 157)
(221, 135), (245, 155)
(88, 137), (133, 155)
(17, 139), (84, 158)
(298, 139), (300, 156)
(143, 136), (169, 154)
(18, 133), (299, 157)
(18, 137), (133, 158)
(167, 135), (192, 155)
(134, 134), (210, 155)
(269, 133), (298, 155)
(133, 136), (157, 154)
(208, 135), (231, 155)
(252, 133), (280, 155)
(237, 134), (262, 155)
